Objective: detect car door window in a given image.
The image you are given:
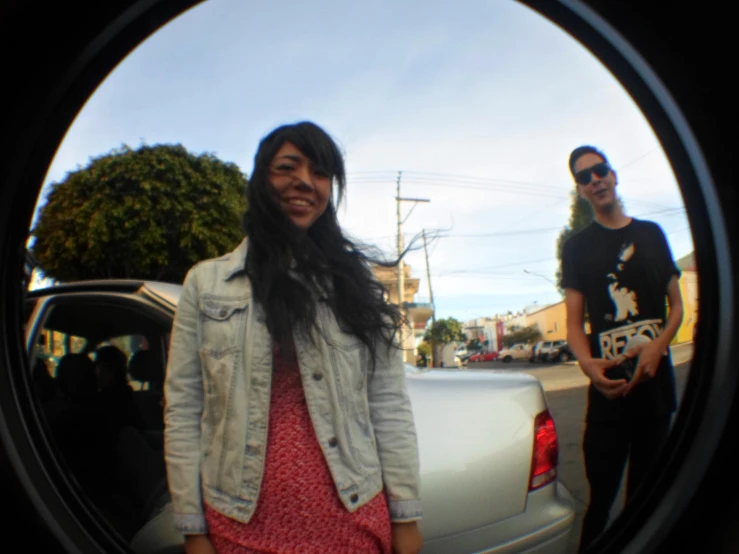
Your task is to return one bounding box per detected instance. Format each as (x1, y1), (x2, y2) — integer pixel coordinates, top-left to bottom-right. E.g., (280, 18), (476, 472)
(34, 326), (89, 378)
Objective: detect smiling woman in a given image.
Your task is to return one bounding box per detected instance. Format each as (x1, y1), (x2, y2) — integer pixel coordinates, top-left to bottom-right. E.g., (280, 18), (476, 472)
(0, 2), (737, 554)
(163, 120), (423, 554)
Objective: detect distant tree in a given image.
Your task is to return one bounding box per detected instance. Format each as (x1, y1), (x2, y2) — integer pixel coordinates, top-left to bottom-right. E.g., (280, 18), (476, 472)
(31, 143), (248, 283)
(467, 338), (482, 351)
(555, 190), (594, 293)
(423, 317), (465, 345)
(502, 324), (542, 348)
(417, 341), (432, 359)
(423, 317), (465, 367)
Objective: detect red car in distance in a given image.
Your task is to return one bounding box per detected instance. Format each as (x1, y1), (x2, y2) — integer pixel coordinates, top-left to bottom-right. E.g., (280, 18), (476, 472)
(468, 350), (499, 363)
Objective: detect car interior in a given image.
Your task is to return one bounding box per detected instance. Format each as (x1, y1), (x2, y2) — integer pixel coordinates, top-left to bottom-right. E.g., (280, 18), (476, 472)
(27, 296), (171, 542)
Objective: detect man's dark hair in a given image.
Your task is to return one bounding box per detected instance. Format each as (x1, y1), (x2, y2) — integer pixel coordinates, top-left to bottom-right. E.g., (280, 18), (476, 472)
(568, 145), (611, 177)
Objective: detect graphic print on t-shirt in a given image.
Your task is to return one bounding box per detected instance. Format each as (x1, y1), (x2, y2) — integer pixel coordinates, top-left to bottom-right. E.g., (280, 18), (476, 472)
(599, 319), (664, 360)
(598, 241), (667, 360)
(607, 242), (639, 322)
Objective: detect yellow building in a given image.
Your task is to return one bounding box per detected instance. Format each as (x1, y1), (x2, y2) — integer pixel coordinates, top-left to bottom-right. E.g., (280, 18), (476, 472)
(674, 252), (698, 344)
(372, 264), (434, 363)
(526, 301), (567, 342)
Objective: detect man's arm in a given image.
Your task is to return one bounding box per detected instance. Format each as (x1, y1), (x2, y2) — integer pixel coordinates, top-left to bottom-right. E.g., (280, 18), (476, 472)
(650, 222), (684, 351)
(655, 275), (684, 351)
(564, 288), (593, 365)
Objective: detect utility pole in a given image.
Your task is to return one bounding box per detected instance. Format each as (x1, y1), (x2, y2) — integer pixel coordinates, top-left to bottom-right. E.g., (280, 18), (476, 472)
(422, 228), (437, 367)
(422, 229), (435, 329)
(394, 171), (431, 364)
(396, 171), (404, 307)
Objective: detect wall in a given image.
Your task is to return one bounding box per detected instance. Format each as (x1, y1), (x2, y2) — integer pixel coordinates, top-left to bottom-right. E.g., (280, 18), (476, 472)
(526, 301), (567, 342)
(674, 270), (698, 344)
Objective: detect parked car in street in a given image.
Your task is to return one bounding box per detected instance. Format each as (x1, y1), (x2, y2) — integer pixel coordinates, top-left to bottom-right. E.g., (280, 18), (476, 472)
(468, 349), (499, 363)
(548, 341), (574, 363)
(532, 340), (567, 363)
(24, 280), (575, 554)
(530, 341), (543, 362)
(498, 343), (532, 363)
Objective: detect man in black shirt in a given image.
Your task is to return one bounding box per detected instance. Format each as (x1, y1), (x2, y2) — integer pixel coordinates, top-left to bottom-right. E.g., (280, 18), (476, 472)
(561, 145), (684, 552)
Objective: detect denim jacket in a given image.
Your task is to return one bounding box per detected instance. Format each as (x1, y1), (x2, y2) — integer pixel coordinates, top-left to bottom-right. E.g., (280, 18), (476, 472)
(163, 238), (422, 534)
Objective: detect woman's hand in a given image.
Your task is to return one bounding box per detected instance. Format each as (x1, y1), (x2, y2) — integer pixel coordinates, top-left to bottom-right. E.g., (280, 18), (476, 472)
(184, 534), (216, 554)
(392, 521), (423, 554)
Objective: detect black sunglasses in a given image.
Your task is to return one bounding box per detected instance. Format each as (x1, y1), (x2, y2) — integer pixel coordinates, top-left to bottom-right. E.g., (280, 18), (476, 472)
(574, 162), (611, 186)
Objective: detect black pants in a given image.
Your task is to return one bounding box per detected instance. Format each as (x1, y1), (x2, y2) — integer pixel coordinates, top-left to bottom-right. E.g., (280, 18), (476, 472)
(578, 415), (671, 552)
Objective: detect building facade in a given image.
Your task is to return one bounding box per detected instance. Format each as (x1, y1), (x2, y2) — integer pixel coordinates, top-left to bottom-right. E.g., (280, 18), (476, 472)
(372, 264), (434, 364)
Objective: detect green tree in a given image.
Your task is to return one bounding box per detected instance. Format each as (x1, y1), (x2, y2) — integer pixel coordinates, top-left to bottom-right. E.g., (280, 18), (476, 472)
(416, 341), (432, 365)
(467, 338), (482, 351)
(423, 317), (465, 368)
(502, 324), (542, 348)
(417, 341), (432, 357)
(423, 317), (465, 345)
(555, 190), (594, 292)
(31, 143), (248, 283)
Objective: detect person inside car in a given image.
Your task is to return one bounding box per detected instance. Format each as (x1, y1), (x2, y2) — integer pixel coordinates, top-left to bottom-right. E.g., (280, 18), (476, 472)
(164, 121), (423, 554)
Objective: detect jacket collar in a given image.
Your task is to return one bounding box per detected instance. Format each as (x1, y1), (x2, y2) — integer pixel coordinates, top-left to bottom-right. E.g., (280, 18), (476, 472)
(222, 237), (308, 284)
(223, 238), (249, 281)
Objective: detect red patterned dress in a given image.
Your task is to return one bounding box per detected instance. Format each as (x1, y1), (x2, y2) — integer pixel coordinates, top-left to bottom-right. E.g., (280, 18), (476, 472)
(204, 344), (392, 554)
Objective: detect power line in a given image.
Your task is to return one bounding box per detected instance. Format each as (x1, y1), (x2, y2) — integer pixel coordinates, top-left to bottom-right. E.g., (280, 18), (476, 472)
(346, 176), (676, 211)
(615, 147), (661, 172)
(442, 257), (555, 275)
(433, 274), (552, 281)
(348, 145), (664, 185)
(668, 226), (692, 236)
(348, 206), (686, 244)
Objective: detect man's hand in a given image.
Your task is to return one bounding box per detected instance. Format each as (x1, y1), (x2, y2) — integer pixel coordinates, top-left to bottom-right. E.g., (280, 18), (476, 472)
(184, 534), (216, 554)
(624, 340), (664, 394)
(579, 357), (628, 399)
(392, 521), (423, 554)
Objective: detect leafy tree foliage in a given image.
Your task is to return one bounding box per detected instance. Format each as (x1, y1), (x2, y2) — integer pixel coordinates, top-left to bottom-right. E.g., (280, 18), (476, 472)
(555, 190), (594, 292)
(501, 324), (542, 348)
(423, 317), (465, 345)
(31, 143), (248, 283)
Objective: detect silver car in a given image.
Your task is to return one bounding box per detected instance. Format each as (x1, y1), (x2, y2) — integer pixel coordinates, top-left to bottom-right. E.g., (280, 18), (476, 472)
(24, 280), (575, 553)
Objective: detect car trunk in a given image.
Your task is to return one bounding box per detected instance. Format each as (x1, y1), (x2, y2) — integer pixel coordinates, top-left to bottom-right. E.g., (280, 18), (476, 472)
(405, 370), (547, 539)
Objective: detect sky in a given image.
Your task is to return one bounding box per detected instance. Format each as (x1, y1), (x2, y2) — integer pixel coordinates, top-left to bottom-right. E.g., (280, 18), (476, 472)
(30, 0), (694, 323)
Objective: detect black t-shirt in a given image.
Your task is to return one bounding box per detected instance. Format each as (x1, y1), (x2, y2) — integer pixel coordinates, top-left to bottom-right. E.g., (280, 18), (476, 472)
(561, 218), (681, 422)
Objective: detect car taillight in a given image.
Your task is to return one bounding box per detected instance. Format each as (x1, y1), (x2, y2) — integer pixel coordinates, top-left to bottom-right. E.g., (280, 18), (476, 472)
(529, 409), (558, 491)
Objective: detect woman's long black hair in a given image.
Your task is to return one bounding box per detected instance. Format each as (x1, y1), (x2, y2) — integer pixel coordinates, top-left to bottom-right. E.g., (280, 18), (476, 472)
(243, 121), (410, 371)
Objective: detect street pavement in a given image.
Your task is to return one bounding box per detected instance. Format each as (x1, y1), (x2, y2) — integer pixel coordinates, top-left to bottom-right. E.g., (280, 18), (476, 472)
(468, 343), (695, 553)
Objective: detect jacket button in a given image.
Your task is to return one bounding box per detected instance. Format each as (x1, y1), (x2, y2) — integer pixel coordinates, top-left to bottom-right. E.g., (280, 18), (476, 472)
(218, 308), (228, 317)
(313, 372), (323, 381)
(350, 493), (359, 503)
(328, 437), (338, 447)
